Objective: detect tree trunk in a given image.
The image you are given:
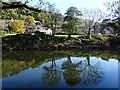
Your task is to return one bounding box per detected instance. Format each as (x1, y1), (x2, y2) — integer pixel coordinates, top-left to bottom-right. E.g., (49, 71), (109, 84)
(52, 23), (55, 36)
(68, 30), (71, 38)
(87, 28), (91, 39)
(68, 34), (71, 38)
(52, 28), (55, 36)
(52, 24), (57, 36)
(87, 55), (90, 65)
(67, 55), (72, 63)
(52, 33), (55, 36)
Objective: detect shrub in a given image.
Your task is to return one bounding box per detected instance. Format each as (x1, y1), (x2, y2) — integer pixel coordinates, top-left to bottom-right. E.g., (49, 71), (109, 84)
(0, 31), (7, 36)
(34, 31), (46, 38)
(10, 20), (25, 33)
(109, 36), (120, 48)
(92, 35), (105, 41)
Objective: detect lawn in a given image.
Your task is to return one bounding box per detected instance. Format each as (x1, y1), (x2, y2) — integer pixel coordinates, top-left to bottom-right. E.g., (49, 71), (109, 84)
(55, 35), (81, 37)
(0, 33), (16, 37)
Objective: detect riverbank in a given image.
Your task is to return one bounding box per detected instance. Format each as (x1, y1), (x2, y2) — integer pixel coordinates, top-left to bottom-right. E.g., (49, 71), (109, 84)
(2, 32), (120, 51)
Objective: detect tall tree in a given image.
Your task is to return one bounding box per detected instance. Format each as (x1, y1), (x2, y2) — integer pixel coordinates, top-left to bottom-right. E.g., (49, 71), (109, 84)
(62, 6), (82, 38)
(81, 9), (105, 38)
(37, 3), (63, 36)
(48, 8), (63, 36)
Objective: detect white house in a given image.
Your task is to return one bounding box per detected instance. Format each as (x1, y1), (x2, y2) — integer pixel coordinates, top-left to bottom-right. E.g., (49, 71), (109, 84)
(46, 28), (52, 35)
(35, 21), (52, 35)
(26, 21), (52, 35)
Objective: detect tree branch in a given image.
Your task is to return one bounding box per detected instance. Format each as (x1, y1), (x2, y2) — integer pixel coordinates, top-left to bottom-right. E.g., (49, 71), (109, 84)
(1, 2), (44, 12)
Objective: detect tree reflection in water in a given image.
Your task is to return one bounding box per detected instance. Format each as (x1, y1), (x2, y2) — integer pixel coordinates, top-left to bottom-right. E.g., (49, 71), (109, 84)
(61, 55), (103, 86)
(42, 57), (61, 87)
(42, 55), (104, 87)
(62, 55), (82, 86)
(80, 55), (103, 85)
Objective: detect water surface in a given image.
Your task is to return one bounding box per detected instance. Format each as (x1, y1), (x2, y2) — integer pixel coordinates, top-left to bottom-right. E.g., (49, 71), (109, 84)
(2, 50), (119, 88)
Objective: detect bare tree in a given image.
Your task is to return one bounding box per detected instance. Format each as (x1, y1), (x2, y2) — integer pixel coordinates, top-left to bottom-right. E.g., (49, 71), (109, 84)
(81, 9), (105, 38)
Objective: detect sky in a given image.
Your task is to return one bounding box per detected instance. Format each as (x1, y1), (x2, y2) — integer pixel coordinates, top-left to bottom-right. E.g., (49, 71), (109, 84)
(44, 0), (115, 15)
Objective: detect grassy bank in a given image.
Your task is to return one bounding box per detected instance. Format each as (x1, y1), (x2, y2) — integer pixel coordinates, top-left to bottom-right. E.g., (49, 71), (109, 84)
(2, 32), (120, 51)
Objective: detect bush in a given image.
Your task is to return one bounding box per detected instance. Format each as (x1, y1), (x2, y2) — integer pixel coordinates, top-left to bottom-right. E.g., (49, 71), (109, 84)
(34, 31), (47, 38)
(0, 31), (7, 36)
(10, 20), (25, 33)
(92, 35), (106, 41)
(109, 36), (120, 48)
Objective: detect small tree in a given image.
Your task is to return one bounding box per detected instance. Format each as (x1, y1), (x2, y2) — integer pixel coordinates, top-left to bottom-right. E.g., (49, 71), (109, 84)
(62, 6), (82, 38)
(10, 20), (25, 33)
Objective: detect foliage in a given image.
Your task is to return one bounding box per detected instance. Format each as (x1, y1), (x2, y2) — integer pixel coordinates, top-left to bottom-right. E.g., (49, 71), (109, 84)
(3, 31), (119, 51)
(10, 20), (25, 33)
(1, 9), (12, 19)
(1, 9), (27, 20)
(109, 36), (120, 49)
(62, 7), (82, 37)
(33, 7), (63, 36)
(0, 31), (7, 37)
(25, 15), (35, 26)
(92, 35), (107, 41)
(45, 5), (63, 36)
(1, 0), (63, 35)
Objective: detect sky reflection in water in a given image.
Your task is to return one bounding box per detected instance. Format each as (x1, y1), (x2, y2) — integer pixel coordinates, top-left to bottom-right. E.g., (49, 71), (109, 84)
(2, 51), (119, 88)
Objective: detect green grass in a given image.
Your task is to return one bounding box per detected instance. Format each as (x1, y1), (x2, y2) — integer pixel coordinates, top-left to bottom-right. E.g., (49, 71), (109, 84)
(55, 35), (81, 37)
(1, 33), (16, 37)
